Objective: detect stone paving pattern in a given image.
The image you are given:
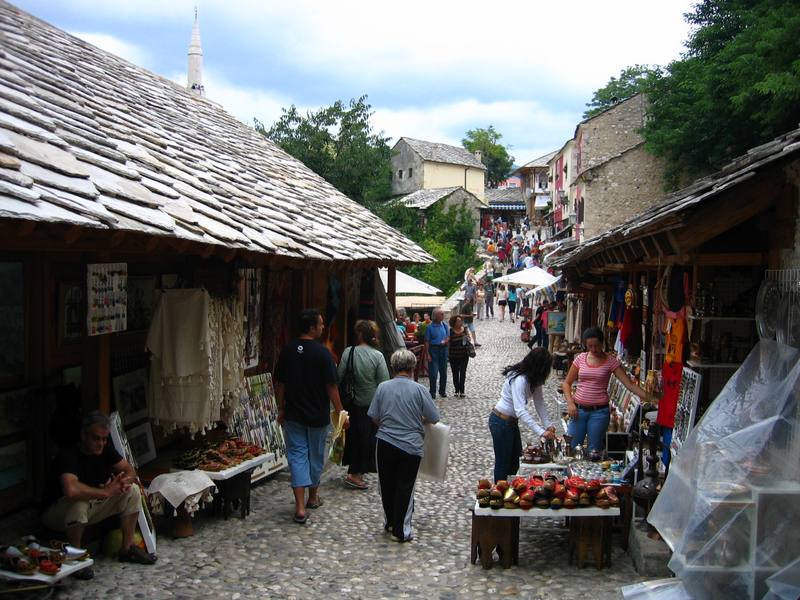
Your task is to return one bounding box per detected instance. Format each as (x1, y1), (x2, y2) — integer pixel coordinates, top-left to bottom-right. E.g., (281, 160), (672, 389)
(56, 318), (647, 599)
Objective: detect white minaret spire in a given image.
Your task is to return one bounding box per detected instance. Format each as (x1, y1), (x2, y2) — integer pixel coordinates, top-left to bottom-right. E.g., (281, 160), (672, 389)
(187, 7), (204, 96)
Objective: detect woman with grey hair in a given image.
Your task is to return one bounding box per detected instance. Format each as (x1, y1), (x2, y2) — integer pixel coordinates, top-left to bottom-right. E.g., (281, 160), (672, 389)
(368, 349), (441, 542)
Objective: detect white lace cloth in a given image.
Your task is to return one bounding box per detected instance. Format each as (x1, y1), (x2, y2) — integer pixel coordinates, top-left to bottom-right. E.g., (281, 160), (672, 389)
(147, 471), (216, 517)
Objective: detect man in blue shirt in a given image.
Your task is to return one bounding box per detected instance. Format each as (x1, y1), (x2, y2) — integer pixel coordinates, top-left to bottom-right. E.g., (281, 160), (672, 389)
(424, 308), (450, 398)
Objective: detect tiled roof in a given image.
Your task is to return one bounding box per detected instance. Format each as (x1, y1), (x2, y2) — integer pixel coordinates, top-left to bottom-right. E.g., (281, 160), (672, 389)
(0, 2), (432, 265)
(399, 137), (486, 170)
(394, 187), (462, 209)
(550, 125), (800, 268)
(485, 187), (524, 206)
(518, 150), (557, 170)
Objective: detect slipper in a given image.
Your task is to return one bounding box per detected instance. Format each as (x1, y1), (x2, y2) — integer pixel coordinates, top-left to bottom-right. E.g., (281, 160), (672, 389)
(293, 512), (308, 524)
(118, 545), (157, 565)
(305, 498), (324, 509)
(344, 478), (369, 490)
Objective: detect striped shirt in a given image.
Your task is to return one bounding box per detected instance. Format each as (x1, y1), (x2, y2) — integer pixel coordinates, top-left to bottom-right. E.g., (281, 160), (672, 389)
(572, 352), (621, 406)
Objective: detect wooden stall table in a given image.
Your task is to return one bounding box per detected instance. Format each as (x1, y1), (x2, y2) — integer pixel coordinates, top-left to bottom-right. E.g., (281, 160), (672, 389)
(201, 453), (272, 520)
(471, 501), (619, 570)
(407, 341), (428, 381)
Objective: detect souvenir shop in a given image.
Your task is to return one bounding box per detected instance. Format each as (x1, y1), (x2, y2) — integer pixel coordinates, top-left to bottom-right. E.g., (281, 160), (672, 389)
(548, 128), (800, 598)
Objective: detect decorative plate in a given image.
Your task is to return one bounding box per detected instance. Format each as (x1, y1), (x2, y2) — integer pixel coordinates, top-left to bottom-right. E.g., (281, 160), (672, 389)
(755, 280), (780, 340)
(776, 291), (800, 348)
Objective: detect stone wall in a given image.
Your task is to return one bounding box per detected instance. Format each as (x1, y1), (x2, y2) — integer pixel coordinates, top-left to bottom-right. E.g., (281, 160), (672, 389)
(439, 188), (483, 237)
(578, 94), (648, 173)
(581, 144), (666, 240)
(390, 140), (424, 195)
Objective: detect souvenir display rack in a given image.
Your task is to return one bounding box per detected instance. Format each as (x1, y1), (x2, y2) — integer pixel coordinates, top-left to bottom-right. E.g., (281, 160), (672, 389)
(606, 376), (642, 459)
(228, 372), (287, 482)
(670, 367), (702, 454)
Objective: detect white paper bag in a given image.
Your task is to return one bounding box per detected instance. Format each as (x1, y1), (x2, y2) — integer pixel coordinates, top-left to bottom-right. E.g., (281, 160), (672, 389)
(418, 422), (451, 481)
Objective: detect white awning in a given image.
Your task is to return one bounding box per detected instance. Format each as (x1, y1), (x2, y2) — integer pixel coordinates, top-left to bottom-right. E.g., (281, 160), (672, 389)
(492, 266), (558, 289)
(379, 268), (442, 295)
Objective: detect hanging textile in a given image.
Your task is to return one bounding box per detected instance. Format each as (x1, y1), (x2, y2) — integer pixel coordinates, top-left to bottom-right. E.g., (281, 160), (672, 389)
(146, 289), (246, 434)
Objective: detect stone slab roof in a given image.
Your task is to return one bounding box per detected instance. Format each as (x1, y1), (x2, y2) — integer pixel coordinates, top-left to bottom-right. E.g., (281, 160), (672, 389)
(517, 150), (557, 170)
(0, 2), (432, 265)
(485, 187), (524, 206)
(550, 125), (800, 268)
(394, 187), (462, 209)
(399, 137), (486, 170)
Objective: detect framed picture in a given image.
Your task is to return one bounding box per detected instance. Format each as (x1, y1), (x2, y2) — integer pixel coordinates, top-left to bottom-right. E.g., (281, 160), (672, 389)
(58, 281), (84, 345)
(125, 422), (156, 467)
(108, 412), (157, 554)
(127, 276), (157, 332)
(548, 311), (567, 335)
(112, 369), (148, 426)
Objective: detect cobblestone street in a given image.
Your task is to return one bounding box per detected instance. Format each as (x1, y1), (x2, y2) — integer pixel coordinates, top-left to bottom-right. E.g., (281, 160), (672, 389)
(57, 317), (647, 600)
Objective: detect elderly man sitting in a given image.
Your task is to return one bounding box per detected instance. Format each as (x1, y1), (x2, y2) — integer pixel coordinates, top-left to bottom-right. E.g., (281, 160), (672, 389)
(42, 411), (156, 578)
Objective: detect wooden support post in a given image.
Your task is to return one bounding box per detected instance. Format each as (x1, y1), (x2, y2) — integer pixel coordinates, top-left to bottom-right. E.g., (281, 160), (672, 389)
(387, 266), (397, 317)
(97, 334), (111, 414)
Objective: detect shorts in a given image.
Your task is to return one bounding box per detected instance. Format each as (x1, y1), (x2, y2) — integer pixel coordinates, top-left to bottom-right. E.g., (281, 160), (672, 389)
(42, 485), (141, 531)
(498, 300), (507, 306)
(465, 322), (475, 332)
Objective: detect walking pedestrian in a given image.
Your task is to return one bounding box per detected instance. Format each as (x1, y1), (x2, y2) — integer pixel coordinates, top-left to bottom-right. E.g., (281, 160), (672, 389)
(497, 285), (508, 322)
(475, 285), (485, 321)
(338, 320), (390, 490)
(424, 308), (449, 398)
(448, 315), (471, 398)
(369, 349), (440, 543)
(507, 286), (517, 323)
(275, 309), (348, 524)
(462, 297), (479, 347)
(488, 348), (556, 482)
(484, 279), (495, 319)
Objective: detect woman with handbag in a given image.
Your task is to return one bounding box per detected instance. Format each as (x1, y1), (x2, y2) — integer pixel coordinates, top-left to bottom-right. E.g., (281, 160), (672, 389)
(338, 320), (390, 489)
(448, 315), (473, 398)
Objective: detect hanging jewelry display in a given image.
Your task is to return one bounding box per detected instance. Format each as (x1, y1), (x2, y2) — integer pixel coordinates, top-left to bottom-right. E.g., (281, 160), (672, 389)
(87, 263), (127, 336)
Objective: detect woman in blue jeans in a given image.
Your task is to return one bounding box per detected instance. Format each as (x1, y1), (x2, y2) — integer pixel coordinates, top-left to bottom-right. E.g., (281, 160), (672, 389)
(563, 327), (657, 452)
(488, 348), (556, 482)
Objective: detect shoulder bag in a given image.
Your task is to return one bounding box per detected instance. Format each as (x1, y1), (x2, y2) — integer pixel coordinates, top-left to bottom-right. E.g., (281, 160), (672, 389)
(339, 346), (357, 409)
(463, 334), (476, 358)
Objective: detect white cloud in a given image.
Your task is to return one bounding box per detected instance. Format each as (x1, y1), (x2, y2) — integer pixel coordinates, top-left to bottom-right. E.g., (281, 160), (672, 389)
(70, 31), (152, 68)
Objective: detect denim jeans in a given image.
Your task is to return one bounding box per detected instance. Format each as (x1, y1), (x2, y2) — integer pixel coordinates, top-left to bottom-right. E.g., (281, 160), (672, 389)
(488, 412), (521, 482)
(283, 420), (330, 488)
(428, 345), (448, 397)
(567, 406), (610, 452)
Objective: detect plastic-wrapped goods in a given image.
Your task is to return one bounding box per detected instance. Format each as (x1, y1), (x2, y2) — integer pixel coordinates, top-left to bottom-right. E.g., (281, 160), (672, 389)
(620, 578), (694, 600)
(418, 422), (451, 482)
(648, 340), (800, 600)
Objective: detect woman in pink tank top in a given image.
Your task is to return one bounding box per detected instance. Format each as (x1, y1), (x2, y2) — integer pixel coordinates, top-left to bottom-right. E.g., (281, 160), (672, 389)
(562, 327), (656, 452)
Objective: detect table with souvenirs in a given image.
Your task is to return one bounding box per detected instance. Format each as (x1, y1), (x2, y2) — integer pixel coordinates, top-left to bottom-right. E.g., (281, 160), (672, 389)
(0, 537), (94, 584)
(470, 459), (630, 570)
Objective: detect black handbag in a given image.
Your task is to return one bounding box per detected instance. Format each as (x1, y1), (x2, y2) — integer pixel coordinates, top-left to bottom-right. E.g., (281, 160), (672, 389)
(339, 346), (357, 408)
(463, 335), (476, 358)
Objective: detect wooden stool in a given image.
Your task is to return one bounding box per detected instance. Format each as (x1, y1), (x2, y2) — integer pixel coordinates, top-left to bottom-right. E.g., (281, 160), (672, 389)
(470, 513), (519, 569)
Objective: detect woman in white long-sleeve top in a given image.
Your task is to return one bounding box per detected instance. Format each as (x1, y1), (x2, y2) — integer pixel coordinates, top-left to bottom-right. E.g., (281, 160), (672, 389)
(488, 348), (556, 482)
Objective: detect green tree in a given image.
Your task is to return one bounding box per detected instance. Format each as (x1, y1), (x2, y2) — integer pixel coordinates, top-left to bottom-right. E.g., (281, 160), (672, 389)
(373, 201), (479, 295)
(256, 96), (392, 205)
(642, 0), (800, 187)
(583, 65), (660, 119)
(461, 126), (515, 188)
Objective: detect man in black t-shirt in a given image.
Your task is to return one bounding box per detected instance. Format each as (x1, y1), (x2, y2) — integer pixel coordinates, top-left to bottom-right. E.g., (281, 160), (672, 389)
(275, 309), (347, 524)
(42, 412), (156, 576)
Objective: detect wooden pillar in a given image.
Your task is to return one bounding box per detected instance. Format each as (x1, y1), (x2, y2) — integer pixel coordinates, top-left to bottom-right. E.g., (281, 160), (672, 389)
(387, 266), (397, 317)
(98, 334), (111, 413)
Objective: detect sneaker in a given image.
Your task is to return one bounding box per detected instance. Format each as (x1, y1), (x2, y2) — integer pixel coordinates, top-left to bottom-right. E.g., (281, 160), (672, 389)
(391, 534), (413, 543)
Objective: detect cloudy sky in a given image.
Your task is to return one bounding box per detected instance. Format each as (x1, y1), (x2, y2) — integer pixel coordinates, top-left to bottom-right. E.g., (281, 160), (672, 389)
(15, 0), (695, 165)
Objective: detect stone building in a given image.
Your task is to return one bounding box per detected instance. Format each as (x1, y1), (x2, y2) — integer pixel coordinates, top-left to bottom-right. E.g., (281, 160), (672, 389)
(571, 94), (665, 241)
(548, 139), (577, 239)
(393, 186), (484, 237)
(390, 137), (487, 201)
(516, 150), (556, 221)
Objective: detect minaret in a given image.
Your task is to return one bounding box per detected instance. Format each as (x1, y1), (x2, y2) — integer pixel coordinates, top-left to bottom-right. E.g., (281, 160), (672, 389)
(187, 7), (204, 96)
